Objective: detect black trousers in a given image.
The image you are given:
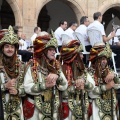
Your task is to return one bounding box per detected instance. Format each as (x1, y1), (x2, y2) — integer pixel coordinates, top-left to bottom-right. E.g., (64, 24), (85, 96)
(58, 46), (62, 52)
(85, 45), (92, 52)
(18, 50), (33, 62)
(83, 45), (92, 65)
(110, 45), (120, 68)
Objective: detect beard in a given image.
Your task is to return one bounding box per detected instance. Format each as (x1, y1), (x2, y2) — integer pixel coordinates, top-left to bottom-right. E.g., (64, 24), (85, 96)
(101, 62), (107, 69)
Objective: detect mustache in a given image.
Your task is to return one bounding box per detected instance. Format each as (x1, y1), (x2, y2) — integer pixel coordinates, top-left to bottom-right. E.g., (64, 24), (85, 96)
(7, 50), (14, 52)
(101, 63), (107, 68)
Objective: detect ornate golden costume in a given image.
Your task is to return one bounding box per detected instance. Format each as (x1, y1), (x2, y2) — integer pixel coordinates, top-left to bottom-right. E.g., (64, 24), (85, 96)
(24, 31), (68, 120)
(89, 42), (120, 120)
(60, 39), (94, 120)
(0, 26), (25, 120)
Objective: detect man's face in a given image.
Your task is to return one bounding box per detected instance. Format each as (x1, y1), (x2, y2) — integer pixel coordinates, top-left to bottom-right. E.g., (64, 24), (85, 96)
(17, 28), (23, 38)
(99, 15), (103, 23)
(72, 23), (78, 31)
(36, 27), (41, 34)
(62, 21), (67, 30)
(100, 57), (107, 69)
(84, 18), (90, 27)
(21, 34), (26, 40)
(80, 53), (84, 60)
(3, 44), (15, 57)
(47, 47), (56, 60)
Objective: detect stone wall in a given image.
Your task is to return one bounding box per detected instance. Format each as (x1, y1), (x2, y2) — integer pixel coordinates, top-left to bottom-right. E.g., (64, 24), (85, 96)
(2, 0), (120, 38)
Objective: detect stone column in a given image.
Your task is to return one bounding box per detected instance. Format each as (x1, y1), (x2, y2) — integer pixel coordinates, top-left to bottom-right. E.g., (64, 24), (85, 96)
(87, 0), (99, 22)
(22, 0), (37, 39)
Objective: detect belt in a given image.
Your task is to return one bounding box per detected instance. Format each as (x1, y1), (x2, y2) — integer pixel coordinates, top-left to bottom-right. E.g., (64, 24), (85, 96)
(27, 94), (34, 100)
(4, 90), (9, 93)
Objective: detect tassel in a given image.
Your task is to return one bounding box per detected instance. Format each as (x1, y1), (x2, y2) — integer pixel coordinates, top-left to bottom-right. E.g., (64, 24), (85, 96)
(15, 50), (19, 76)
(32, 51), (38, 83)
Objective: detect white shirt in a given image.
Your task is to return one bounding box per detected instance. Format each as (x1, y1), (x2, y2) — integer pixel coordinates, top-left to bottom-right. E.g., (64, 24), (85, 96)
(75, 24), (90, 46)
(109, 29), (120, 45)
(87, 20), (105, 46)
(54, 27), (64, 46)
(31, 33), (37, 44)
(25, 40), (32, 47)
(87, 20), (105, 36)
(63, 28), (75, 40)
(19, 39), (27, 50)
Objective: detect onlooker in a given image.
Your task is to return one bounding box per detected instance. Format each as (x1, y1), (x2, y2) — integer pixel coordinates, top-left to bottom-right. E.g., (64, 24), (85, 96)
(18, 41), (33, 62)
(75, 16), (91, 51)
(87, 12), (115, 45)
(13, 26), (23, 38)
(109, 28), (120, 46)
(19, 33), (27, 50)
(75, 16), (91, 65)
(54, 20), (67, 52)
(109, 28), (120, 69)
(63, 21), (78, 39)
(13, 26), (33, 62)
(31, 26), (41, 44)
(27, 46), (33, 52)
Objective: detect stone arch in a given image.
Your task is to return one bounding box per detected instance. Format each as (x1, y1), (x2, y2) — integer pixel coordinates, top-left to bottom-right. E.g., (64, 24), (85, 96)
(36, 0), (86, 24)
(98, 0), (120, 14)
(98, 0), (120, 35)
(6, 0), (23, 26)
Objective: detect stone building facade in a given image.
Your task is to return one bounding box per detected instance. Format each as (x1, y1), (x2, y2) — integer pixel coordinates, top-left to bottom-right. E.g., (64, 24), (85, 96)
(0, 0), (120, 38)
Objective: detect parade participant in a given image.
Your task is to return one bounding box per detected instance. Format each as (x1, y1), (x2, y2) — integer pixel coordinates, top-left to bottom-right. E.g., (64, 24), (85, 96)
(60, 38), (94, 120)
(0, 28), (7, 120)
(24, 31), (68, 120)
(13, 26), (33, 62)
(88, 42), (120, 120)
(0, 26), (26, 120)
